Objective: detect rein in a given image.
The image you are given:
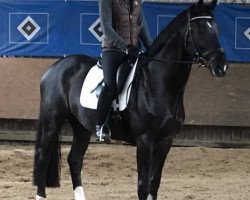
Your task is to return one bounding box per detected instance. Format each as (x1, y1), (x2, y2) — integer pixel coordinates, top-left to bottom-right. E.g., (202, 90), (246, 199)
(137, 55), (197, 65)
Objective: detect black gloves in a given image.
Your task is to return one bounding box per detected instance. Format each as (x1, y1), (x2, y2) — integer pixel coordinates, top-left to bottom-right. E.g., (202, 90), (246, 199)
(126, 45), (139, 64)
(126, 44), (139, 58)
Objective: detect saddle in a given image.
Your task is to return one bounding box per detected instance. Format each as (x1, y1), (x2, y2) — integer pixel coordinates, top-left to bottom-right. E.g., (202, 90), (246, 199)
(80, 58), (138, 111)
(93, 60), (133, 99)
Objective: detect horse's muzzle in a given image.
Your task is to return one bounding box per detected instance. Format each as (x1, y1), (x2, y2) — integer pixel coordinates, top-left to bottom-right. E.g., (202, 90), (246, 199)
(209, 51), (228, 77)
(211, 63), (228, 77)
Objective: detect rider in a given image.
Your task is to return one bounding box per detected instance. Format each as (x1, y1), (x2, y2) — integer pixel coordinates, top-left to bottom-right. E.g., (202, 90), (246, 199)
(96, 0), (153, 141)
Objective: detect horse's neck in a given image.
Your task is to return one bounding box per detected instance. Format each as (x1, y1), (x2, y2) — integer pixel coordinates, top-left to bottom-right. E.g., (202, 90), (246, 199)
(143, 29), (191, 97)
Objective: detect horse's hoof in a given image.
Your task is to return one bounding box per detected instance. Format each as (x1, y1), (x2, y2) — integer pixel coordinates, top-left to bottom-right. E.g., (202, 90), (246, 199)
(147, 194), (154, 200)
(36, 195), (46, 200)
(74, 186), (86, 200)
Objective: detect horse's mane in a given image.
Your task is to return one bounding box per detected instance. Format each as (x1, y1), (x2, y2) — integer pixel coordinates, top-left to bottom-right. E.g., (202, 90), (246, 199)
(147, 7), (190, 58)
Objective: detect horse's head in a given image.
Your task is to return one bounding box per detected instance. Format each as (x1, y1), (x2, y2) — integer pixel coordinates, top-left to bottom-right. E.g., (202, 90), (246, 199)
(186, 0), (228, 77)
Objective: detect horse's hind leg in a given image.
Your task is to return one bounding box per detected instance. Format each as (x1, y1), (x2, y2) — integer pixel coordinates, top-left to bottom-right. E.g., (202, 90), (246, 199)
(67, 114), (91, 200)
(149, 139), (172, 200)
(34, 110), (65, 199)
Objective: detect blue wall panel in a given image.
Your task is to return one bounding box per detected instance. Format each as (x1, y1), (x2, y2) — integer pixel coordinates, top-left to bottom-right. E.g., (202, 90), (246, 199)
(0, 1), (249, 62)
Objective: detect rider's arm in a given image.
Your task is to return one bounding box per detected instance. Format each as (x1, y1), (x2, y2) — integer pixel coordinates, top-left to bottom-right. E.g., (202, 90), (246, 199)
(99, 0), (127, 51)
(138, 11), (153, 50)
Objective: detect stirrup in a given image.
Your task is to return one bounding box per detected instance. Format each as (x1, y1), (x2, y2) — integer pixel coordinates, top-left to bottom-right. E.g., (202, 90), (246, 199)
(97, 124), (111, 143)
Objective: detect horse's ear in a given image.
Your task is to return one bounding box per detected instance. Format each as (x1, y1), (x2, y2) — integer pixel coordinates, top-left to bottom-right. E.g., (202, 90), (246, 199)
(208, 0), (217, 11)
(194, 0), (203, 12)
(197, 0), (204, 7)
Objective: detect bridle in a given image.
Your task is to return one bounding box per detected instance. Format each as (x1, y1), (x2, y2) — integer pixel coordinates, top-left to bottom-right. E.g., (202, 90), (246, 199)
(138, 11), (225, 68)
(185, 11), (224, 68)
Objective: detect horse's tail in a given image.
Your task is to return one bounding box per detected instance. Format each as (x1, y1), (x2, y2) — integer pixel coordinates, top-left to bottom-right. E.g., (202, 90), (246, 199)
(33, 107), (62, 187)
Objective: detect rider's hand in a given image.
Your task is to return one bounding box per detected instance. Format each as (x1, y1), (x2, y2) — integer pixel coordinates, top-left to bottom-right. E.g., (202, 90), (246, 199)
(126, 44), (139, 59)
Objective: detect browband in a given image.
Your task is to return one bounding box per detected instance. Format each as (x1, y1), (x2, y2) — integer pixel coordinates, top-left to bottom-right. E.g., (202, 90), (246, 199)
(189, 16), (213, 21)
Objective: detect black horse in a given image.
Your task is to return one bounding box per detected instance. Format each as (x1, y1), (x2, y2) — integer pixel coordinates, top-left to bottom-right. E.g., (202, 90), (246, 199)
(33, 0), (228, 199)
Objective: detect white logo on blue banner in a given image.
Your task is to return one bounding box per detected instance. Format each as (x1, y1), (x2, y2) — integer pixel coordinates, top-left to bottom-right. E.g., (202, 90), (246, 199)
(88, 18), (104, 43)
(244, 27), (250, 41)
(9, 13), (49, 44)
(80, 13), (103, 45)
(157, 15), (176, 36)
(17, 16), (41, 41)
(235, 17), (250, 49)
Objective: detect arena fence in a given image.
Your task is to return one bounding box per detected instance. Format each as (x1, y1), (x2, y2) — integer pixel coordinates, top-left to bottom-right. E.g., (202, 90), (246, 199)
(0, 118), (249, 148)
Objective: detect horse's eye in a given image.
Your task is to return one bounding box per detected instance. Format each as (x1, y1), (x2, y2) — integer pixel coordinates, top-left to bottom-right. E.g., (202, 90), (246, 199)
(199, 28), (204, 33)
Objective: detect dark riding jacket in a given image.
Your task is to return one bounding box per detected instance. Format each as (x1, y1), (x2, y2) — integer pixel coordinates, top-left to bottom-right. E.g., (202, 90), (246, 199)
(99, 0), (153, 51)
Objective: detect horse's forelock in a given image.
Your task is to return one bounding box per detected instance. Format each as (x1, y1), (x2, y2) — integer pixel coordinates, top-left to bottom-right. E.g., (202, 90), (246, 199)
(190, 3), (215, 19)
(191, 0), (217, 15)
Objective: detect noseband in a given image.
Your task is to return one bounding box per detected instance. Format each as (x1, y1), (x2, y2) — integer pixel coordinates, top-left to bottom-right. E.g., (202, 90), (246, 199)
(185, 12), (224, 68)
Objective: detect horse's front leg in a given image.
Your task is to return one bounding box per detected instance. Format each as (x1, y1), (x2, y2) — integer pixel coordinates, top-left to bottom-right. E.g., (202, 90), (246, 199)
(149, 139), (173, 200)
(136, 134), (154, 200)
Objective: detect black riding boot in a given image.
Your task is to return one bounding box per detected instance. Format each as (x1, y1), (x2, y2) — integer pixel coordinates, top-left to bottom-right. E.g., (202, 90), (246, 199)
(96, 49), (126, 142)
(96, 84), (114, 142)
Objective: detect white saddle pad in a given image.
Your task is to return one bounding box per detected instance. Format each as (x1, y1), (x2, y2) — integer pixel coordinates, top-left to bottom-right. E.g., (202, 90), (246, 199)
(80, 59), (138, 111)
